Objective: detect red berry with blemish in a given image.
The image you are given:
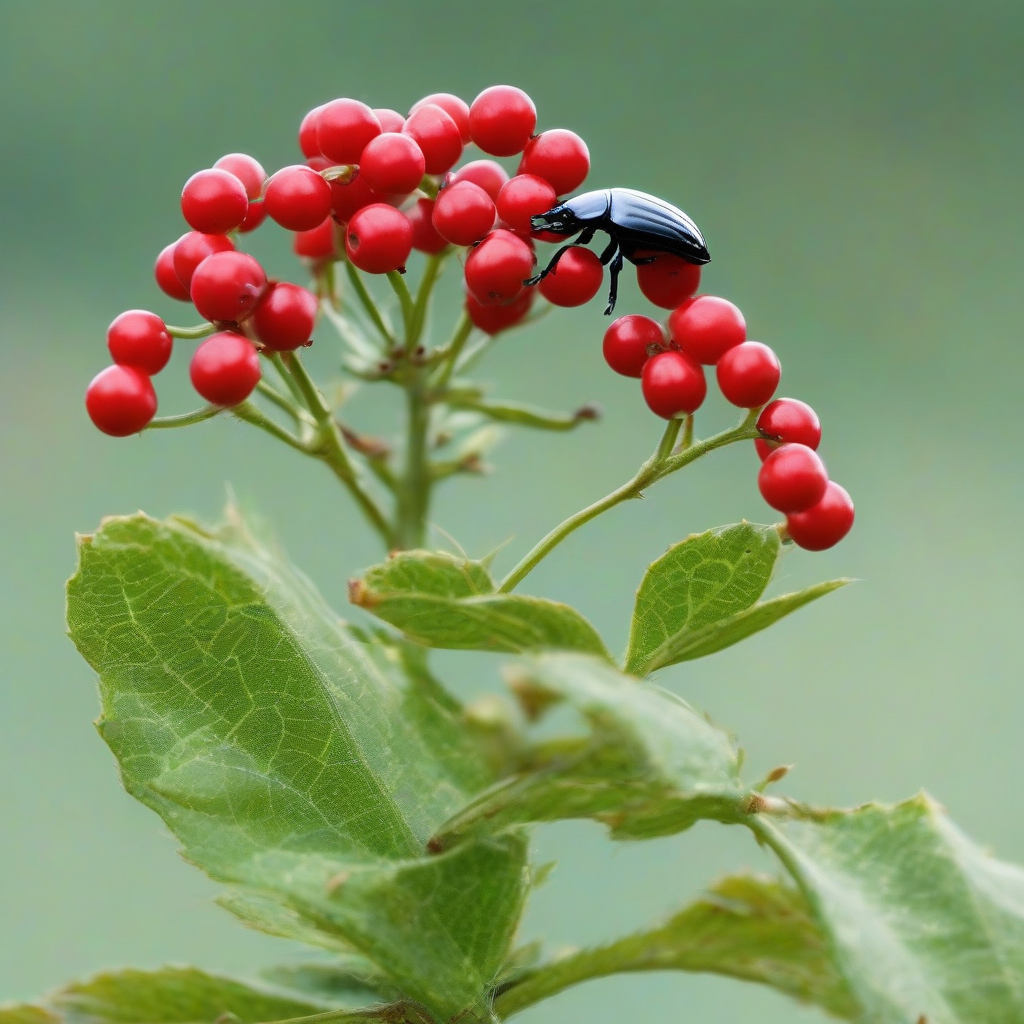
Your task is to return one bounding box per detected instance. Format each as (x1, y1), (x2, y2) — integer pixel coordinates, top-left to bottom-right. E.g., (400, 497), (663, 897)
(669, 294), (746, 365)
(755, 398), (822, 460)
(758, 443), (829, 513)
(785, 481), (855, 551)
(316, 98), (381, 164)
(181, 168), (249, 234)
(716, 341), (781, 408)
(636, 254), (701, 310)
(264, 165), (333, 231)
(251, 282), (318, 351)
(189, 250), (267, 323)
(538, 247), (603, 307)
(603, 314), (663, 378)
(359, 133), (426, 195)
(345, 203), (413, 274)
(190, 331), (261, 406)
(107, 310), (173, 375)
(469, 85), (537, 156)
(518, 129), (590, 195)
(171, 231), (235, 292)
(85, 365), (157, 436)
(641, 350), (707, 418)
(464, 228), (535, 305)
(497, 174), (557, 236)
(451, 160), (509, 202)
(432, 182), (496, 246)
(402, 103), (463, 174)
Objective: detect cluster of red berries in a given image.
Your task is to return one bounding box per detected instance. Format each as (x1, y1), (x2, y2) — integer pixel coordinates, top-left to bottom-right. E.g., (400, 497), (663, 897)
(602, 296), (854, 550)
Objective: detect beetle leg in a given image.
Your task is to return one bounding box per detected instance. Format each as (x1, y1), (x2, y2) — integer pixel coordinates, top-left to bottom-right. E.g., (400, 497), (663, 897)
(525, 227), (596, 285)
(598, 236), (618, 265)
(604, 247), (624, 315)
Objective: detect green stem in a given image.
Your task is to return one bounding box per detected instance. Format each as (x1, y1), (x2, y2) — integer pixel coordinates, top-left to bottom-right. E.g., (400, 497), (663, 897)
(344, 259), (395, 346)
(232, 401), (311, 453)
(498, 412), (761, 594)
(269, 352), (310, 410)
(166, 322), (216, 339)
(395, 375), (431, 548)
(146, 406), (222, 429)
(434, 311), (474, 389)
(386, 270), (415, 340)
(408, 252), (446, 347)
(256, 380), (312, 424)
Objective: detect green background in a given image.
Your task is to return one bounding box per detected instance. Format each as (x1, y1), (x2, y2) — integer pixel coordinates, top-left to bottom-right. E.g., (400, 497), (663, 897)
(1, 2), (1022, 1021)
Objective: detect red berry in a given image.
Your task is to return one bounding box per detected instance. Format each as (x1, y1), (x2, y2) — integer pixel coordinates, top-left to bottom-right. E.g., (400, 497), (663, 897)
(345, 203), (413, 274)
(359, 133), (426, 195)
(181, 168), (249, 234)
(299, 104), (326, 158)
(496, 174), (557, 235)
(237, 202), (267, 233)
(190, 332), (261, 406)
(407, 199), (449, 255)
(374, 108), (406, 133)
(451, 160), (509, 202)
(107, 310), (173, 375)
(410, 93), (471, 143)
(214, 153), (267, 234)
(155, 242), (191, 301)
(466, 287), (535, 335)
(264, 165), (332, 231)
(756, 398), (822, 461)
(716, 341), (781, 408)
(518, 129), (590, 195)
(469, 85), (537, 156)
(251, 282), (318, 351)
(432, 182), (496, 246)
(171, 231), (235, 291)
(328, 170), (386, 222)
(538, 247), (603, 307)
(641, 350), (707, 418)
(603, 314), (664, 378)
(189, 250), (267, 323)
(786, 482), (855, 551)
(464, 229), (535, 305)
(86, 365), (157, 436)
(402, 103), (463, 175)
(758, 444), (829, 513)
(669, 295), (746, 365)
(317, 98), (381, 164)
(636, 254), (701, 309)
(294, 217), (337, 260)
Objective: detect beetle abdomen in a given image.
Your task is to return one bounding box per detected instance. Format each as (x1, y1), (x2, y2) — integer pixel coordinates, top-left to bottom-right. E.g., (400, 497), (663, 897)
(609, 188), (710, 264)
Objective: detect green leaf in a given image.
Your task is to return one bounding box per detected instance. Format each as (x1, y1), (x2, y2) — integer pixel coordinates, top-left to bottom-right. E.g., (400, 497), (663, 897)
(430, 654), (748, 850)
(259, 962), (397, 1008)
(640, 579), (850, 673)
(66, 511), (529, 1021)
(350, 550), (610, 659)
(493, 874), (859, 1020)
(0, 1008), (58, 1024)
(756, 794), (1024, 1023)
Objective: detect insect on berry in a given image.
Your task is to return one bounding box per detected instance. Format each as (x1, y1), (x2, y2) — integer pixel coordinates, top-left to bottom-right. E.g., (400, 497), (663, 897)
(758, 443), (829, 513)
(756, 398), (822, 460)
(603, 314), (664, 378)
(409, 93), (471, 143)
(189, 250), (267, 323)
(155, 242), (191, 301)
(469, 85), (537, 156)
(171, 231), (235, 291)
(107, 310), (173, 375)
(359, 133), (426, 195)
(716, 341), (781, 408)
(465, 287), (535, 335)
(345, 203), (414, 274)
(293, 217), (338, 261)
(451, 160), (509, 202)
(264, 165), (333, 232)
(85, 364), (157, 436)
(641, 350), (707, 418)
(251, 282), (318, 351)
(669, 294), (745, 364)
(402, 103), (463, 175)
(497, 174), (557, 236)
(785, 481), (855, 551)
(181, 168), (249, 235)
(316, 98), (382, 164)
(464, 228), (535, 305)
(432, 182), (496, 247)
(519, 129), (591, 196)
(636, 253), (701, 310)
(538, 247), (603, 307)
(190, 332), (261, 406)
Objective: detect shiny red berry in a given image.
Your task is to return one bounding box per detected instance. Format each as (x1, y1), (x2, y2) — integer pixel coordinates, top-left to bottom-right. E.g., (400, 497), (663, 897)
(251, 282), (318, 351)
(758, 444), (829, 513)
(345, 203), (413, 274)
(603, 314), (663, 378)
(755, 398), (822, 461)
(155, 242), (191, 301)
(181, 168), (249, 234)
(190, 332), (261, 406)
(86, 365), (157, 436)
(317, 98), (381, 164)
(189, 250), (266, 323)
(374, 108), (406, 133)
(466, 287), (535, 335)
(214, 153), (266, 234)
(264, 165), (333, 231)
(294, 217), (337, 261)
(786, 482), (855, 551)
(469, 85), (537, 156)
(464, 229), (535, 305)
(432, 182), (496, 246)
(407, 199), (449, 255)
(669, 295), (746, 365)
(641, 350), (707, 418)
(636, 254), (701, 309)
(716, 341), (781, 408)
(518, 129), (590, 195)
(410, 93), (471, 143)
(496, 174), (557, 236)
(451, 160), (509, 202)
(107, 310), (173, 375)
(359, 133), (426, 195)
(402, 103), (463, 174)
(299, 104), (326, 158)
(328, 170), (387, 223)
(171, 231), (235, 291)
(538, 247), (603, 307)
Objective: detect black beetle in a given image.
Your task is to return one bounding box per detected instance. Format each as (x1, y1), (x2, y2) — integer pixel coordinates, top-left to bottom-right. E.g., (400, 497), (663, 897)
(527, 188), (710, 314)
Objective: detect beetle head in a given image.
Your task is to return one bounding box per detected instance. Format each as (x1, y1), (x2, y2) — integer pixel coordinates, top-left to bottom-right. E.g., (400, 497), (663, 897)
(530, 203), (582, 237)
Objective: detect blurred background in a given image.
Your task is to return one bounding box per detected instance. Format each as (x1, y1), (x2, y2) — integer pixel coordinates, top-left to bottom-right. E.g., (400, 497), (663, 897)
(1, 2), (1022, 1021)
